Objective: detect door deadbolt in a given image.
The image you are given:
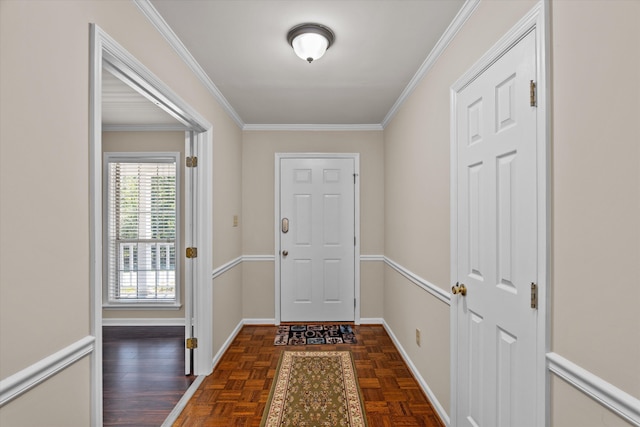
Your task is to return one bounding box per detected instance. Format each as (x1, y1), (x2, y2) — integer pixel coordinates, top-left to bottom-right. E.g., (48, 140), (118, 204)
(282, 218), (289, 233)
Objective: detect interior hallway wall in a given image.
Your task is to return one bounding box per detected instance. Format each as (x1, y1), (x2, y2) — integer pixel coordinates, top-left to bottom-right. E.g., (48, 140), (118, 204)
(550, 1), (639, 425)
(241, 130), (384, 320)
(0, 1), (242, 425)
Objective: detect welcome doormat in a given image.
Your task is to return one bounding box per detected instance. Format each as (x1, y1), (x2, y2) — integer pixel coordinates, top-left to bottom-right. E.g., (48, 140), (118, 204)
(260, 351), (367, 427)
(274, 324), (357, 345)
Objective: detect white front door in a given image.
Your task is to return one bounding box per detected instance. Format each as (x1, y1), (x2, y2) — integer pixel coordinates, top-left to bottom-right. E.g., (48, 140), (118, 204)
(279, 156), (355, 322)
(452, 29), (539, 426)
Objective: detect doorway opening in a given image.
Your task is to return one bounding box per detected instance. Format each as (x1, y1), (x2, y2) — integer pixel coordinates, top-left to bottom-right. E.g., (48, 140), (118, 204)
(90, 24), (213, 426)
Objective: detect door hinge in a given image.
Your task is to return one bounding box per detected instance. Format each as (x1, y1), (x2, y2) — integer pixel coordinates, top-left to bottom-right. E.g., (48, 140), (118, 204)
(530, 282), (538, 309)
(186, 337), (198, 349)
(353, 173), (357, 184)
(530, 80), (537, 107)
(354, 236), (356, 246)
(186, 247), (198, 258)
(354, 298), (356, 308)
(186, 156), (198, 167)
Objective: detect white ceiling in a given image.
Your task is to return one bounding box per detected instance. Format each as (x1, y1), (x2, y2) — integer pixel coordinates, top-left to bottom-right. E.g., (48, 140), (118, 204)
(103, 0), (467, 128)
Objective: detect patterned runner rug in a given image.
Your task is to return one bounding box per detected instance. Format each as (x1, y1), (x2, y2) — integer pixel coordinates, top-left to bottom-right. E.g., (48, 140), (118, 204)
(274, 324), (357, 345)
(261, 351), (367, 427)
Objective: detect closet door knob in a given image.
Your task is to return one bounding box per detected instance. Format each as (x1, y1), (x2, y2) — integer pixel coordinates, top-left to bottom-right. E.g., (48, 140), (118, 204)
(452, 283), (467, 296)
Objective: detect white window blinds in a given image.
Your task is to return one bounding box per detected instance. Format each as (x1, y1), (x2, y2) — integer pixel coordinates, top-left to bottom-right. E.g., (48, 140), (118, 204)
(106, 156), (178, 304)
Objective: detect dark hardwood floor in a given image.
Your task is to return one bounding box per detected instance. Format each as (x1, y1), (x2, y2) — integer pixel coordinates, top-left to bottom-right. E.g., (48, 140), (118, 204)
(103, 326), (196, 427)
(173, 324), (445, 427)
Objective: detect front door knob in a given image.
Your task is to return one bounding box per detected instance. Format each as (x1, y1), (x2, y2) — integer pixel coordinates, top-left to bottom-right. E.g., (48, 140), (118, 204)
(452, 282), (467, 296)
(282, 250), (288, 257)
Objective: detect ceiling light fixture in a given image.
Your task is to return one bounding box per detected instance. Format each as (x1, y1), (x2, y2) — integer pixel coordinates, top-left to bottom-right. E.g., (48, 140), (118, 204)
(287, 23), (335, 63)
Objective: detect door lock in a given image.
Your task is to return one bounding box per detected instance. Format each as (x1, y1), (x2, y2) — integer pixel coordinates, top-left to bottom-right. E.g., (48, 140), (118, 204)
(281, 218), (289, 233)
(282, 250), (288, 257)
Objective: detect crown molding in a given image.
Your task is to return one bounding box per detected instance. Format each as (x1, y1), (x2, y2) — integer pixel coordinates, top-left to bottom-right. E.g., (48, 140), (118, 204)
(381, 0), (480, 128)
(243, 123), (383, 132)
(133, 0), (245, 129)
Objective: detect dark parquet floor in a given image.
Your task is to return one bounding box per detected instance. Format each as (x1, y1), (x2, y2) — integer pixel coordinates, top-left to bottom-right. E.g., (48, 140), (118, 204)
(103, 326), (196, 426)
(173, 324), (445, 427)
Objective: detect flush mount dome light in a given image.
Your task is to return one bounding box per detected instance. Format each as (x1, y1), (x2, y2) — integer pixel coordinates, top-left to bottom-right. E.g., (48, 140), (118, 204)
(287, 23), (335, 63)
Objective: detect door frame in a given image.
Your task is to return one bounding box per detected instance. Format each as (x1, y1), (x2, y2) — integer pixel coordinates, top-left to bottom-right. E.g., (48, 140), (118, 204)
(449, 2), (549, 426)
(90, 24), (214, 426)
(274, 153), (361, 325)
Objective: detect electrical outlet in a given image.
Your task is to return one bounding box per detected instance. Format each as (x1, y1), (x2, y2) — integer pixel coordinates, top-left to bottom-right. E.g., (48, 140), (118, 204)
(416, 328), (421, 347)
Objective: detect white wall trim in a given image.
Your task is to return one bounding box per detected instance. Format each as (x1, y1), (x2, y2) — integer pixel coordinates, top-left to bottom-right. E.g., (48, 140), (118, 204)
(547, 352), (640, 427)
(211, 320), (244, 371)
(133, 0), (244, 128)
(0, 335), (95, 407)
(382, 320), (450, 426)
(243, 318), (277, 325)
(211, 256), (243, 280)
(384, 257), (451, 304)
(243, 124), (383, 132)
(360, 254), (385, 262)
(243, 254), (276, 262)
(102, 318), (185, 327)
(381, 0), (481, 128)
(161, 375), (206, 427)
(359, 317), (384, 325)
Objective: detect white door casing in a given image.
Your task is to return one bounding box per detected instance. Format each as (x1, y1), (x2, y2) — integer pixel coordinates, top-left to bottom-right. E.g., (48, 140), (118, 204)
(90, 24), (214, 426)
(450, 5), (549, 425)
(276, 154), (359, 323)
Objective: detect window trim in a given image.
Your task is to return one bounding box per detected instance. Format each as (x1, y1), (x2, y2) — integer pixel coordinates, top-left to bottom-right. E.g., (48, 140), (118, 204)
(102, 152), (181, 310)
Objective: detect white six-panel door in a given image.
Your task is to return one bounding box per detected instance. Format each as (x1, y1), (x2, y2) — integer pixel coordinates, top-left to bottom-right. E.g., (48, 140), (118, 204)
(453, 29), (539, 427)
(279, 157), (355, 322)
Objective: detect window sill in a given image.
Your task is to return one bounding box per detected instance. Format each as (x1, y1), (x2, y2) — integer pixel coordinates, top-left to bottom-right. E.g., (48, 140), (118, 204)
(102, 303), (182, 310)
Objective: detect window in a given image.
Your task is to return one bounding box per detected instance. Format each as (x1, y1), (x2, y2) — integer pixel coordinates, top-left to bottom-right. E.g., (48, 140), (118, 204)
(104, 153), (180, 307)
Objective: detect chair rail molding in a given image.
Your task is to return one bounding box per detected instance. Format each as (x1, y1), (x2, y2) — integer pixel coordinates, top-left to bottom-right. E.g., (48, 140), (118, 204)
(547, 352), (640, 426)
(211, 256), (243, 280)
(0, 335), (95, 407)
(384, 257), (451, 304)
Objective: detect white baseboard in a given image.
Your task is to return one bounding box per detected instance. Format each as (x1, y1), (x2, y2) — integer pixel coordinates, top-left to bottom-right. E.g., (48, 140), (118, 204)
(161, 375), (206, 427)
(211, 320), (244, 370)
(243, 318), (276, 325)
(382, 320), (450, 426)
(0, 335), (95, 407)
(102, 318), (185, 327)
(547, 352), (640, 426)
(360, 317), (384, 325)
